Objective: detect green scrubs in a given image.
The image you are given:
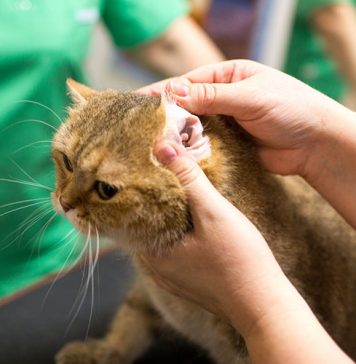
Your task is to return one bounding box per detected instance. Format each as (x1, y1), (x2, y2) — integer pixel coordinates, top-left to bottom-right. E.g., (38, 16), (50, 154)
(285, 0), (356, 101)
(0, 0), (187, 298)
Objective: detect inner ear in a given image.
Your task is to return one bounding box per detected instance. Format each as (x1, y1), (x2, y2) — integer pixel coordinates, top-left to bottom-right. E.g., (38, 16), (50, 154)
(67, 79), (96, 106)
(159, 88), (211, 162)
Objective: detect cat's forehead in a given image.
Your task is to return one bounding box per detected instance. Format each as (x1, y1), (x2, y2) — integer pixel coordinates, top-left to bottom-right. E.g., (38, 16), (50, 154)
(85, 91), (160, 123)
(53, 92), (164, 175)
(77, 145), (129, 176)
(85, 93), (161, 136)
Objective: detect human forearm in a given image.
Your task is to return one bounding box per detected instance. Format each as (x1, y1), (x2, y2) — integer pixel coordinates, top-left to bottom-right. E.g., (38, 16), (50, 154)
(241, 276), (354, 364)
(303, 103), (356, 228)
(128, 16), (224, 77)
(313, 4), (356, 88)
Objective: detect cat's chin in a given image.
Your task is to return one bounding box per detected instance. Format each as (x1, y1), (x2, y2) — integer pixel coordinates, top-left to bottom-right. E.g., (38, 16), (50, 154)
(103, 228), (169, 255)
(105, 228), (135, 252)
(59, 209), (92, 236)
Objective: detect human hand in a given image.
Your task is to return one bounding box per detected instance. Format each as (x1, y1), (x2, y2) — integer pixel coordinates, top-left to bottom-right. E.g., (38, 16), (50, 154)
(142, 141), (355, 364)
(142, 140), (289, 337)
(165, 60), (356, 227)
(140, 60), (352, 180)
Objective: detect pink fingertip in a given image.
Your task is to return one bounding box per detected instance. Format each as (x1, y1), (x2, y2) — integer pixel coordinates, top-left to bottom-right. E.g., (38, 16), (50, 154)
(156, 143), (178, 165)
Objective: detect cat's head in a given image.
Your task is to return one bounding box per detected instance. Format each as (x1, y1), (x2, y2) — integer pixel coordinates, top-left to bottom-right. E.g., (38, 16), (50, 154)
(52, 80), (210, 254)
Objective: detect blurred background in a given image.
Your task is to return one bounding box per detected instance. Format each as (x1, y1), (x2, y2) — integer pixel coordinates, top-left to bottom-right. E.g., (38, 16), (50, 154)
(87, 0), (296, 89)
(1, 0), (356, 362)
(87, 0), (356, 107)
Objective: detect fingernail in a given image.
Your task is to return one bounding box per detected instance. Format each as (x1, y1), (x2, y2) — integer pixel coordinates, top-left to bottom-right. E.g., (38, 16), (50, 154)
(156, 144), (178, 165)
(170, 81), (189, 97)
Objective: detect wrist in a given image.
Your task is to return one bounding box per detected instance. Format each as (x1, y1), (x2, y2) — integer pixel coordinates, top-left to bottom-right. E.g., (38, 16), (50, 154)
(302, 102), (356, 185)
(225, 270), (298, 338)
(300, 102), (356, 226)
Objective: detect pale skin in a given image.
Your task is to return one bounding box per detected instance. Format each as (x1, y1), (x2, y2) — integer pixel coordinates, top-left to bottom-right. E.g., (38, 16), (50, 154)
(127, 16), (225, 77)
(139, 60), (356, 363)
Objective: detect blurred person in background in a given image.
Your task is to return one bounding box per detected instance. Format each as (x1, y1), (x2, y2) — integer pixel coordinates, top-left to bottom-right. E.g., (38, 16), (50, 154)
(0, 0), (224, 299)
(285, 0), (356, 106)
(193, 0), (356, 108)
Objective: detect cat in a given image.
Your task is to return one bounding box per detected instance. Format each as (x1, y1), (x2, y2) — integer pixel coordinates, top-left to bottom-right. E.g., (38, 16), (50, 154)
(53, 80), (356, 364)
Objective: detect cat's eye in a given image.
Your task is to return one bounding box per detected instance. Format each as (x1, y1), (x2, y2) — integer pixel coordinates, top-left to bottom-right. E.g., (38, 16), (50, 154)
(62, 154), (73, 172)
(95, 181), (118, 200)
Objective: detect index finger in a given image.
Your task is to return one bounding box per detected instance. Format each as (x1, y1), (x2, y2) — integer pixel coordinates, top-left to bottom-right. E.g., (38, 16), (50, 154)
(136, 78), (172, 96)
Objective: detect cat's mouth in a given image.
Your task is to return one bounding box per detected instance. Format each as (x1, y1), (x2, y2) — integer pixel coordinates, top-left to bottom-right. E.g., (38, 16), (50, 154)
(51, 192), (91, 234)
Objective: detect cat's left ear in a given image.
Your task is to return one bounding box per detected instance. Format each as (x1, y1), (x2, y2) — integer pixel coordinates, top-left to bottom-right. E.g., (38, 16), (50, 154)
(158, 88), (211, 162)
(67, 79), (96, 106)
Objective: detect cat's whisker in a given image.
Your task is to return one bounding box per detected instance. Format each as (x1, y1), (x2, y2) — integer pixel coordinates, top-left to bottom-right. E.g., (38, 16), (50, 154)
(15, 204), (52, 236)
(94, 228), (102, 308)
(0, 200), (52, 248)
(12, 140), (55, 154)
(65, 225), (93, 335)
(15, 100), (63, 124)
(21, 207), (55, 249)
(54, 230), (81, 256)
(0, 204), (53, 251)
(19, 205), (53, 241)
(85, 232), (94, 340)
(30, 211), (58, 259)
(0, 119), (58, 136)
(10, 158), (45, 186)
(69, 230), (92, 315)
(0, 200), (51, 217)
(67, 230), (92, 317)
(41, 230), (80, 308)
(0, 178), (53, 191)
(85, 227), (100, 339)
(0, 197), (50, 210)
(53, 228), (77, 247)
(10, 158), (54, 190)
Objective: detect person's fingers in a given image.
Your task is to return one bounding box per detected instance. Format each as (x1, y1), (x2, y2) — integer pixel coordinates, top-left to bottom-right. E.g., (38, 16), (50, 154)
(136, 60), (266, 107)
(136, 78), (172, 96)
(154, 140), (222, 214)
(168, 80), (250, 117)
(137, 61), (241, 97)
(183, 60), (266, 84)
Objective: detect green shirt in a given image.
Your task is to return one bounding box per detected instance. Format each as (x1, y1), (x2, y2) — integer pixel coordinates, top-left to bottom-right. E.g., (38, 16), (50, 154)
(0, 0), (188, 298)
(285, 0), (355, 101)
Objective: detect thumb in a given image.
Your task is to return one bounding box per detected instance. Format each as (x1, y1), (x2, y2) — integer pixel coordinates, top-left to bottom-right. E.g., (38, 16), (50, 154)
(154, 140), (220, 210)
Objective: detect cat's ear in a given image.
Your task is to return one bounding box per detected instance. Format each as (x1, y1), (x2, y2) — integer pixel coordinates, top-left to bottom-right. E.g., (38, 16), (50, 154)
(158, 87), (211, 162)
(67, 79), (95, 106)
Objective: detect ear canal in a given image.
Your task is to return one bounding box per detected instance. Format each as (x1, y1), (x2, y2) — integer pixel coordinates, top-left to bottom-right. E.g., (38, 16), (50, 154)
(66, 78), (96, 105)
(159, 87), (211, 162)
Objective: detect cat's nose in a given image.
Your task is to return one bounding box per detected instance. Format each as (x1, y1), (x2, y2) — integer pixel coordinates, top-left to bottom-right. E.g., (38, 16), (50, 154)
(59, 196), (74, 213)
